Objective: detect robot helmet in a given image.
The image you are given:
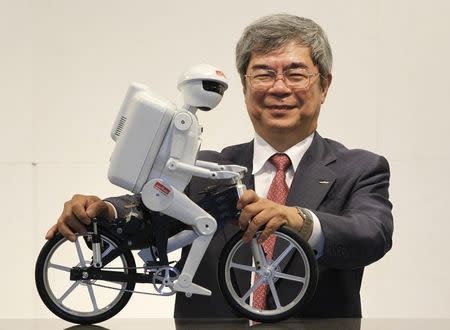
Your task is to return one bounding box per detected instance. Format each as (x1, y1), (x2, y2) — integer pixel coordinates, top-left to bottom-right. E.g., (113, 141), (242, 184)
(177, 64), (229, 111)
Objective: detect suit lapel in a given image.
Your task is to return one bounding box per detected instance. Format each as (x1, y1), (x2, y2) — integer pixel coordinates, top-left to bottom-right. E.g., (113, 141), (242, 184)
(286, 132), (336, 209)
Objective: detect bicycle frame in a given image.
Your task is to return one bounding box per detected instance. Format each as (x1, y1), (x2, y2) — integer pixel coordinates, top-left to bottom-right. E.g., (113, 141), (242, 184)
(69, 228), (197, 284)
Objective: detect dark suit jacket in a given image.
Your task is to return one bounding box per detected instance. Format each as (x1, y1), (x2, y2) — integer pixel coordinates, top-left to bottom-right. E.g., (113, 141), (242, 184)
(108, 132), (393, 318)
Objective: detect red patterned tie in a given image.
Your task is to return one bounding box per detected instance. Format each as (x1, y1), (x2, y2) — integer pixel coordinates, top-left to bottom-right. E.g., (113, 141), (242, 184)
(252, 153), (291, 310)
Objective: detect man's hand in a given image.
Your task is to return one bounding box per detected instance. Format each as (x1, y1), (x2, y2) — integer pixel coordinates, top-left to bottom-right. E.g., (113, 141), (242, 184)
(237, 190), (303, 243)
(45, 194), (116, 242)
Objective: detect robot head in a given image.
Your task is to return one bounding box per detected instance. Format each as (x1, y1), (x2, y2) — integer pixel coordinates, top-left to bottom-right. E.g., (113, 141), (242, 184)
(177, 64), (228, 111)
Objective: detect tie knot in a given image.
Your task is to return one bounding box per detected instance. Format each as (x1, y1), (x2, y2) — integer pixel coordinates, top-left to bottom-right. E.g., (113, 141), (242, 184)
(269, 153), (291, 172)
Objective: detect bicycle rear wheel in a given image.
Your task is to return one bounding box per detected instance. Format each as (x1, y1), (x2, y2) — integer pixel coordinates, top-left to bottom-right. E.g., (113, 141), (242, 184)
(35, 231), (136, 324)
(218, 226), (318, 323)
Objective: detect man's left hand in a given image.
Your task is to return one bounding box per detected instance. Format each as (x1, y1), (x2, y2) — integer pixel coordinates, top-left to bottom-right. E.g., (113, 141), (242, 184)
(237, 189), (303, 243)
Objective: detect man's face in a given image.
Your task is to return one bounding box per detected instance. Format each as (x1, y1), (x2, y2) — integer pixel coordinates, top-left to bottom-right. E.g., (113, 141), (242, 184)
(244, 41), (331, 146)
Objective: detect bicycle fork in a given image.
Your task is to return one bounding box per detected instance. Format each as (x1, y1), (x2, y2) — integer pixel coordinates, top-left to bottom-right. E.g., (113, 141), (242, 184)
(91, 219), (103, 268)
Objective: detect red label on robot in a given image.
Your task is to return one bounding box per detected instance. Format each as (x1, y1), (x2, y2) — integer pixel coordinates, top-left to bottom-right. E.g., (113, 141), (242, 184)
(154, 181), (171, 195)
(216, 70), (226, 78)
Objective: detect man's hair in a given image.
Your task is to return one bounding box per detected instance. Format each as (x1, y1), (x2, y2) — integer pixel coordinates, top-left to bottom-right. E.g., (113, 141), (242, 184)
(235, 13), (333, 88)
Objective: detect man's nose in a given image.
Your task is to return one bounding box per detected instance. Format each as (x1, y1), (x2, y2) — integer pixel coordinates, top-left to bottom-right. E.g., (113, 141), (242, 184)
(270, 76), (292, 93)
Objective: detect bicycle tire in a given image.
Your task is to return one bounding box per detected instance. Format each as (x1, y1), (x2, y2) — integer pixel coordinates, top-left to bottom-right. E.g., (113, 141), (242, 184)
(35, 230), (136, 324)
(218, 226), (318, 323)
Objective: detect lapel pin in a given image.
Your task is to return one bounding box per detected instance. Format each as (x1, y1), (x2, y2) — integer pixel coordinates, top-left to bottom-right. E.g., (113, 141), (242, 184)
(319, 180), (330, 184)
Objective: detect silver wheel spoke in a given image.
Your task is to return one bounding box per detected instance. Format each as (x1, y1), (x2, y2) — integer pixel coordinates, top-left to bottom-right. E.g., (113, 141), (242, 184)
(273, 271), (305, 283)
(48, 263), (71, 272)
(87, 284), (99, 311)
(75, 238), (87, 267)
(257, 243), (268, 267)
(101, 243), (114, 258)
(272, 242), (294, 268)
(58, 281), (80, 302)
(241, 276), (265, 302)
(230, 262), (257, 273)
(268, 278), (281, 309)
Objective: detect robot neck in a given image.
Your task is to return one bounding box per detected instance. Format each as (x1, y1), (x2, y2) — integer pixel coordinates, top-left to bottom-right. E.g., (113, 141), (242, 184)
(183, 104), (198, 115)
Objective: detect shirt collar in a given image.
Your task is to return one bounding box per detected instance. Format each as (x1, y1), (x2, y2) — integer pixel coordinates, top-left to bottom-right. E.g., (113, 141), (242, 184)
(252, 132), (315, 174)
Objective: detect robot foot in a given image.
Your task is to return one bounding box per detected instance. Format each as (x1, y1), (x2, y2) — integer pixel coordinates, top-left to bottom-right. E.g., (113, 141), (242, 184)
(173, 275), (212, 297)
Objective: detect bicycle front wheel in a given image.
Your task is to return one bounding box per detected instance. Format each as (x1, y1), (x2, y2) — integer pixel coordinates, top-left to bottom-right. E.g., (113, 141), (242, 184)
(218, 226), (318, 323)
(35, 231), (136, 324)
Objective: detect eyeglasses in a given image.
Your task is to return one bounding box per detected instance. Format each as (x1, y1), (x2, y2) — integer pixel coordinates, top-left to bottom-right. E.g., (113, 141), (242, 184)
(245, 68), (321, 91)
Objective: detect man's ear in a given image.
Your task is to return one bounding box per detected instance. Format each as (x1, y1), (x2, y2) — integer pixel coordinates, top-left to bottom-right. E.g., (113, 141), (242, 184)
(241, 76), (248, 94)
(320, 73), (332, 104)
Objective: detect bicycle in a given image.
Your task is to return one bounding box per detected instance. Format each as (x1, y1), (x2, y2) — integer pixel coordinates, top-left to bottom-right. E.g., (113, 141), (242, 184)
(35, 182), (318, 324)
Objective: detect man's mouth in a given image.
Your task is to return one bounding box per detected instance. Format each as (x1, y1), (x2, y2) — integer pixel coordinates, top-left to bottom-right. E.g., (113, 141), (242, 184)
(264, 104), (296, 110)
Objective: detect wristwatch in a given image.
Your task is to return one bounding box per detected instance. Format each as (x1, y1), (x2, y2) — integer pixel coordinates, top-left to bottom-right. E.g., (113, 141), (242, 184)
(295, 206), (314, 241)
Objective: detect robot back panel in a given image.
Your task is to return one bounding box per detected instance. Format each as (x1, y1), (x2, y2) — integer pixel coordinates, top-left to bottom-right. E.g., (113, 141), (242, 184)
(108, 84), (177, 193)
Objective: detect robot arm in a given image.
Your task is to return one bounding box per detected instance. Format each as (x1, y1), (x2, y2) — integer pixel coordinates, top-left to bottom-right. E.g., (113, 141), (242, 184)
(166, 158), (243, 180)
(195, 160), (247, 175)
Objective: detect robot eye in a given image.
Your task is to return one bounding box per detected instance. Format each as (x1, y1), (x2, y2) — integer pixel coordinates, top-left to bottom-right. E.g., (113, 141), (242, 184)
(202, 80), (226, 96)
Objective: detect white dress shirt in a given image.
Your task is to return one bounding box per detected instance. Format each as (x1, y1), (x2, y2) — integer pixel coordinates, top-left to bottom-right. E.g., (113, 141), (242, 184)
(252, 132), (324, 258)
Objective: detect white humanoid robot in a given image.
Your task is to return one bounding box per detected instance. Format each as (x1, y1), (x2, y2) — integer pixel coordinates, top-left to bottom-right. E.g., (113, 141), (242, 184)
(107, 64), (246, 297)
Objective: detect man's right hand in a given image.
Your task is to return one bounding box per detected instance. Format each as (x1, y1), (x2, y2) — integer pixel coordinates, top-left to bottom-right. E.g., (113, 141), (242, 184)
(45, 194), (116, 242)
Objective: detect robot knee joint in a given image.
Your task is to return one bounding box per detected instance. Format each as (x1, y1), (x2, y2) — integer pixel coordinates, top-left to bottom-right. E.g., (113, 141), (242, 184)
(194, 216), (217, 236)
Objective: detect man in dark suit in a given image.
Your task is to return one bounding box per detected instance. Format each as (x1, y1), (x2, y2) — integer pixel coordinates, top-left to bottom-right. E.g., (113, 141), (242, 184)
(45, 14), (393, 318)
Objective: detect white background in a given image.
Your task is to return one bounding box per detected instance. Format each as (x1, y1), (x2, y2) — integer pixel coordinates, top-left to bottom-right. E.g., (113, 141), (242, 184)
(1, 0), (449, 320)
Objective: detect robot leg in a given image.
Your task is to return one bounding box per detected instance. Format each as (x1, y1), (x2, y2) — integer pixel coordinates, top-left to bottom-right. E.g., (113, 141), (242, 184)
(141, 179), (217, 296)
